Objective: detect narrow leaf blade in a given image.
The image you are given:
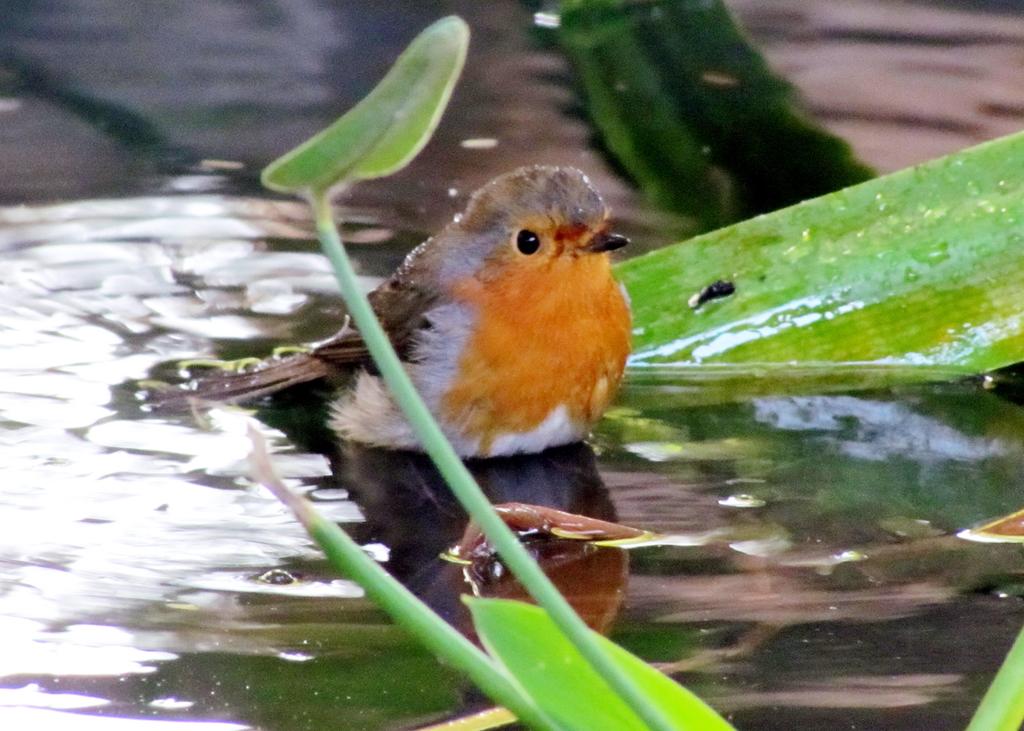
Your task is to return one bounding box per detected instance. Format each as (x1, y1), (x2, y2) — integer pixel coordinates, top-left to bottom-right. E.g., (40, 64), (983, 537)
(261, 15), (469, 194)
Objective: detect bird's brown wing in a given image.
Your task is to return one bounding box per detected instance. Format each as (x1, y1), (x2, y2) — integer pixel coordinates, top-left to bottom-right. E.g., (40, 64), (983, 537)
(147, 265), (440, 409)
(311, 271), (437, 368)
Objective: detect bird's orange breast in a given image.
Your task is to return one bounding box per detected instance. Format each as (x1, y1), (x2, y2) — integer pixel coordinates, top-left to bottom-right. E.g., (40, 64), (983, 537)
(442, 254), (631, 454)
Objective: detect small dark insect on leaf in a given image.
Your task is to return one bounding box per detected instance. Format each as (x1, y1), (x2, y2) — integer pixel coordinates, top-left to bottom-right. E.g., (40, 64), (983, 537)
(689, 279), (736, 309)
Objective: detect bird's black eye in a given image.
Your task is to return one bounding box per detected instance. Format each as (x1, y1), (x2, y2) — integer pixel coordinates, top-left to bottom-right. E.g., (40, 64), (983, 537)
(516, 229), (541, 255)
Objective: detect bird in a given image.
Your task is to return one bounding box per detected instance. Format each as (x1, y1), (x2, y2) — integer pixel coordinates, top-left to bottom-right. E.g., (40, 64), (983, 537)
(162, 165), (632, 458)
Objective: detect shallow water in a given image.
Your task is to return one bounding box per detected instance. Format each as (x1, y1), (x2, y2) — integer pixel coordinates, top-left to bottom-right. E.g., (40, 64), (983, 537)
(3, 2), (1024, 730)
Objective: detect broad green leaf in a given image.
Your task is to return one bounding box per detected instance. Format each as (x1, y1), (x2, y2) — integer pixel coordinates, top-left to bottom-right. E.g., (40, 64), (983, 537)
(467, 598), (733, 731)
(617, 130), (1024, 375)
(262, 16), (469, 195)
(558, 0), (871, 234)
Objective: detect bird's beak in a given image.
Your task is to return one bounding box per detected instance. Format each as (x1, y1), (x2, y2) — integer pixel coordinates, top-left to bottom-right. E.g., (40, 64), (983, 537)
(582, 231), (629, 254)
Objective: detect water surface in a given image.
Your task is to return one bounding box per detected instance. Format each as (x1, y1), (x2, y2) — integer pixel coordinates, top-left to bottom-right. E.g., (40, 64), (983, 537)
(2, 2), (1024, 730)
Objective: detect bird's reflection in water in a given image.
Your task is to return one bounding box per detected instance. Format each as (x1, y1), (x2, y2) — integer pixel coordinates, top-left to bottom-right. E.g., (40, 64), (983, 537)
(333, 441), (628, 638)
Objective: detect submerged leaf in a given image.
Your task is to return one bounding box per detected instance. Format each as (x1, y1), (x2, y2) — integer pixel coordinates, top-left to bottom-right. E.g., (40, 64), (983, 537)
(262, 16), (469, 196)
(414, 707), (517, 731)
(448, 502), (650, 562)
(959, 506), (1024, 543)
(618, 130), (1024, 375)
(559, 0), (871, 233)
(468, 598), (734, 731)
(446, 504), (633, 636)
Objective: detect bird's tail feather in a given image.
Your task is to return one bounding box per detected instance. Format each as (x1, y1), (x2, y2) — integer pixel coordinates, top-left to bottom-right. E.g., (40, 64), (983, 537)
(146, 353), (331, 410)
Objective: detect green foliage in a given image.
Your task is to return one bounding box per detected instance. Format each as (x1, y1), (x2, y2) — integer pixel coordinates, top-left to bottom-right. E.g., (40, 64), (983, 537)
(967, 624), (1024, 731)
(467, 598), (733, 731)
(249, 427), (555, 731)
(258, 14), (725, 731)
(251, 9), (1024, 731)
(618, 131), (1024, 376)
(558, 0), (872, 234)
(261, 16), (469, 196)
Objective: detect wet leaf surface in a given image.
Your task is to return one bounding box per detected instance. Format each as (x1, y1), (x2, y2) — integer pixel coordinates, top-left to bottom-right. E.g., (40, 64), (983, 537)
(619, 131), (1024, 376)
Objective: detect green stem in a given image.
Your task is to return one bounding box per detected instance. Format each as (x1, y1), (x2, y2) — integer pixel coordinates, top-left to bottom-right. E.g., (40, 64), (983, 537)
(311, 192), (681, 731)
(966, 623), (1024, 731)
(250, 427), (555, 731)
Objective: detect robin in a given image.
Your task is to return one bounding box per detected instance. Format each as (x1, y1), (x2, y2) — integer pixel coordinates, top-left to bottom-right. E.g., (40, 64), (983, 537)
(166, 165), (632, 457)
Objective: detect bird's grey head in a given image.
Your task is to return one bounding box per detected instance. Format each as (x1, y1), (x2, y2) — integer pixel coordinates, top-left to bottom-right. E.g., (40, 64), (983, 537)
(433, 165), (614, 283)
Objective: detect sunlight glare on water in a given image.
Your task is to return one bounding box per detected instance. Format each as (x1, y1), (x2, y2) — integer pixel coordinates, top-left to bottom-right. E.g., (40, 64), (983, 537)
(0, 194), (390, 728)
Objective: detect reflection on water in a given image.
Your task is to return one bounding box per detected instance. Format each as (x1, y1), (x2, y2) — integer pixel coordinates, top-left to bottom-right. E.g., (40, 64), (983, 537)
(339, 443), (627, 636)
(2, 192), (1024, 730)
(2, 0), (1024, 728)
(0, 192), (1019, 724)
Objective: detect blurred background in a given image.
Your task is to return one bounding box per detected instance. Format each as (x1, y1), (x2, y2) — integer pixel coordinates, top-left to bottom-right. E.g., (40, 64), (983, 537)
(3, 1), (1023, 230)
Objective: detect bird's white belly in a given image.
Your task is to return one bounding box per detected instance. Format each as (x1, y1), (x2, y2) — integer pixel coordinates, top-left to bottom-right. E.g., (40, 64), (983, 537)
(486, 405), (583, 456)
(330, 376), (584, 457)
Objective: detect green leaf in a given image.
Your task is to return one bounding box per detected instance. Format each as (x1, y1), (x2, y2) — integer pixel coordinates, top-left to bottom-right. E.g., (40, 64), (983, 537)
(467, 598), (733, 731)
(261, 16), (469, 196)
(259, 13), (722, 731)
(617, 130), (1024, 376)
(558, 0), (872, 234)
(266, 11), (686, 728)
(415, 707), (517, 731)
(967, 623), (1024, 731)
(248, 426), (556, 731)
